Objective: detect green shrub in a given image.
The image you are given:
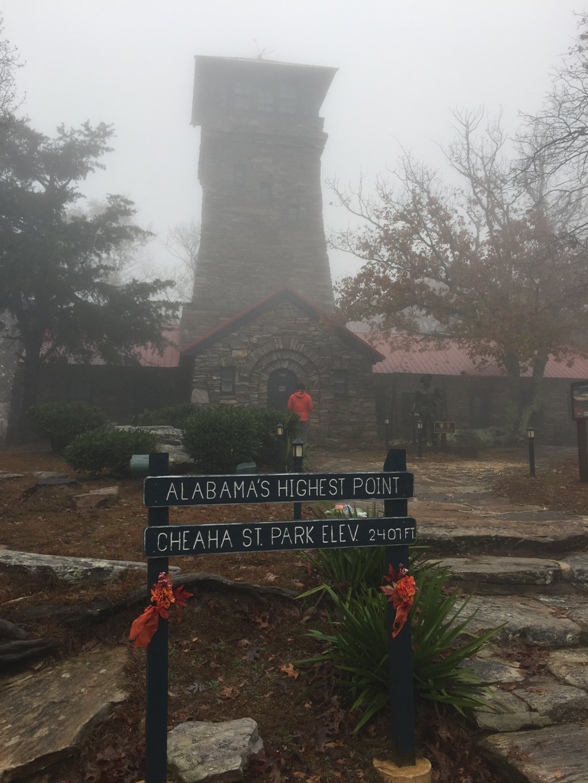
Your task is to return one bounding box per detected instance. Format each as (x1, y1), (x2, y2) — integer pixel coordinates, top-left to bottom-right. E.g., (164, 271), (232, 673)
(132, 403), (198, 429)
(300, 556), (498, 730)
(28, 402), (108, 451)
(182, 406), (266, 474)
(64, 427), (157, 477)
(181, 405), (301, 474)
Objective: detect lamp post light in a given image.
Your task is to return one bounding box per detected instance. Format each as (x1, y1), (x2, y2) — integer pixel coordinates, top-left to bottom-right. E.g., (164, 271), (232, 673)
(384, 417), (390, 451)
(292, 438), (304, 520)
(417, 419), (423, 459)
(527, 427), (536, 477)
(276, 422), (285, 472)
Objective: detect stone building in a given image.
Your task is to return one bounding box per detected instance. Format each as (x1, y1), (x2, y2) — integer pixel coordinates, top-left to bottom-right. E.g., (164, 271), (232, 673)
(180, 56), (382, 441)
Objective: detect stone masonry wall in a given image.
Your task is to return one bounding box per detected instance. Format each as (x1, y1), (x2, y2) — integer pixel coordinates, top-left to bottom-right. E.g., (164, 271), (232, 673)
(189, 301), (378, 442)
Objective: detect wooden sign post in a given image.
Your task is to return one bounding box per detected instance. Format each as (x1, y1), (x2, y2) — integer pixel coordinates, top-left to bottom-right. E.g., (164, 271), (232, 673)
(141, 450), (417, 782)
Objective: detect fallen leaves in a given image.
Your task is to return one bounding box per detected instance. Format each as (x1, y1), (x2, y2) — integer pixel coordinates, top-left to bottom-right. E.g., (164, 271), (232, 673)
(279, 663), (300, 679)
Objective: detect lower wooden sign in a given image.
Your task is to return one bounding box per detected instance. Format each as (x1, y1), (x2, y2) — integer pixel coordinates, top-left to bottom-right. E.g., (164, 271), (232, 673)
(144, 516), (417, 557)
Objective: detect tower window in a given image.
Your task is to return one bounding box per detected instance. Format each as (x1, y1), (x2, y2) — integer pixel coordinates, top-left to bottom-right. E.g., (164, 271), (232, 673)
(233, 164), (246, 187)
(232, 82), (251, 110)
(260, 183), (272, 204)
(257, 88), (274, 113)
(279, 84), (296, 114)
(220, 367), (236, 395)
(333, 370), (348, 396)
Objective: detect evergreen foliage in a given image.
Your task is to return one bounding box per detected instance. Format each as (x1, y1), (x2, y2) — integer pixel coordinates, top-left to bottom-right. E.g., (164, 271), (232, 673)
(64, 427), (157, 477)
(28, 401), (107, 451)
(181, 405), (299, 473)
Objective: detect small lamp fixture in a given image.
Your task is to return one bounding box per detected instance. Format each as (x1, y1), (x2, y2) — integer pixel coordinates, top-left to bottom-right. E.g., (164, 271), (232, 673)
(527, 427), (535, 440)
(384, 417), (390, 426)
(276, 422), (284, 437)
(417, 419), (423, 431)
(292, 438), (304, 459)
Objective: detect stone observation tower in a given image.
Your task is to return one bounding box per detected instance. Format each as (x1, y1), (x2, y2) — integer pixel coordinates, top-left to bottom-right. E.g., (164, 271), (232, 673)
(181, 56), (337, 342)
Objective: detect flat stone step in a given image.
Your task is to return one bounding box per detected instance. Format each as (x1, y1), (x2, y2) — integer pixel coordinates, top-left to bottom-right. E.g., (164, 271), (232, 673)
(417, 511), (588, 557)
(439, 555), (588, 595)
(480, 722), (588, 783)
(458, 595), (584, 648)
(0, 647), (128, 782)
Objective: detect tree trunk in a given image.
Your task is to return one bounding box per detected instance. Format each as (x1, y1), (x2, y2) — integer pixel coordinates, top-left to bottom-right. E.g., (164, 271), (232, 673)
(518, 355), (548, 438)
(503, 354), (523, 440)
(15, 335), (43, 442)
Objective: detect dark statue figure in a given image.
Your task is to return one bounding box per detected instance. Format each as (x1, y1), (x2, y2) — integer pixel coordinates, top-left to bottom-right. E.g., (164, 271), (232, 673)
(411, 374), (442, 445)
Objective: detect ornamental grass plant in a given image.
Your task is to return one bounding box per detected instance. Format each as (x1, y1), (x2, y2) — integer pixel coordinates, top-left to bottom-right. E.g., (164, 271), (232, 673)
(300, 542), (498, 731)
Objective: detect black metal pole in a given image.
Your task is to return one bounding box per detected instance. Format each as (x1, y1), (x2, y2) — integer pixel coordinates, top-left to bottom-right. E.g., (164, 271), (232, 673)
(578, 419), (588, 483)
(528, 437), (536, 477)
(383, 449), (416, 768)
(145, 452), (170, 783)
(292, 439), (304, 520)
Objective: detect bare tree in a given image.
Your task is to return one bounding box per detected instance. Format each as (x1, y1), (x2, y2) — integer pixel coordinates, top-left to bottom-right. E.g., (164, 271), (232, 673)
(520, 13), (588, 236)
(332, 112), (587, 437)
(166, 220), (200, 301)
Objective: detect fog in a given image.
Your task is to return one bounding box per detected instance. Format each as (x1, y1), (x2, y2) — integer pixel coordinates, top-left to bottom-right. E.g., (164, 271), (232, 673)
(3, 0), (587, 286)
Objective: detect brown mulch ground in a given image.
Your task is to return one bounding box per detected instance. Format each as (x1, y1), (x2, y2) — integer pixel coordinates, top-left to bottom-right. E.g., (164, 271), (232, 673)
(3, 445), (584, 783)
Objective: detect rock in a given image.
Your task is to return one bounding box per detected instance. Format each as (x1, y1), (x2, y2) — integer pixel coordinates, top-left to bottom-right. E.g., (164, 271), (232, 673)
(547, 649), (588, 690)
(0, 471), (24, 480)
(73, 485), (118, 510)
(0, 646), (128, 782)
(459, 595), (582, 647)
(36, 475), (79, 487)
(167, 718), (263, 782)
(116, 426), (194, 472)
(440, 555), (562, 594)
(0, 549), (160, 583)
(480, 723), (588, 783)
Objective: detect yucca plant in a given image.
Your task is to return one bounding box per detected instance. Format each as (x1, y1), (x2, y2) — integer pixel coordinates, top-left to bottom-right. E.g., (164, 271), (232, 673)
(300, 557), (498, 731)
(301, 503), (385, 590)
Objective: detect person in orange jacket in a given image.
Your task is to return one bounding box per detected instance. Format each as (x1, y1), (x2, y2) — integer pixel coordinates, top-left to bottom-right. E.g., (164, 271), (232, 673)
(287, 383), (313, 438)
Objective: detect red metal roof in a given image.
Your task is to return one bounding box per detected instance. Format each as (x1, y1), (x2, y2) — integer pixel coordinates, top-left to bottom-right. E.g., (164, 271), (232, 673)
(350, 330), (588, 379)
(134, 325), (182, 368)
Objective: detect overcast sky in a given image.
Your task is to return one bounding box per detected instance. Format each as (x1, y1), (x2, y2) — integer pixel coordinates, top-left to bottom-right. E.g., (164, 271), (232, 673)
(3, 0), (588, 288)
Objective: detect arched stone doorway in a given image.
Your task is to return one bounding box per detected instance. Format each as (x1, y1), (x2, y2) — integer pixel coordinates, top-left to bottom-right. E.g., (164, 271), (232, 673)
(267, 368), (298, 410)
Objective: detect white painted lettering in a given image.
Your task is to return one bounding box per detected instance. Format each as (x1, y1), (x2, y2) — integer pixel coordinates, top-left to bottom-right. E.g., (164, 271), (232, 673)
(157, 532), (168, 551)
(221, 530), (232, 548)
(260, 479), (270, 498)
(296, 478), (307, 497)
(242, 528), (252, 548)
(193, 531), (205, 549)
(233, 480), (245, 498)
(219, 481), (232, 499)
(246, 481), (259, 499)
(165, 484), (178, 501)
(191, 482), (205, 500)
(206, 481), (217, 500)
(277, 479), (289, 497)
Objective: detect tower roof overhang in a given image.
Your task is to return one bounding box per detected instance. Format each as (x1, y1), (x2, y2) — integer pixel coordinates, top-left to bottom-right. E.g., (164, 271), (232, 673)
(191, 55), (337, 126)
